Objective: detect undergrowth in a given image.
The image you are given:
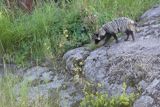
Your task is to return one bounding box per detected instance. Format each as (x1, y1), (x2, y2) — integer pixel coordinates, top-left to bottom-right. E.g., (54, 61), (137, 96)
(0, 0), (160, 66)
(80, 83), (139, 107)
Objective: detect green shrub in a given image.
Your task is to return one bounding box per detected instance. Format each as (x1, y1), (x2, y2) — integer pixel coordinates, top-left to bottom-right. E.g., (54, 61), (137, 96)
(80, 83), (138, 107)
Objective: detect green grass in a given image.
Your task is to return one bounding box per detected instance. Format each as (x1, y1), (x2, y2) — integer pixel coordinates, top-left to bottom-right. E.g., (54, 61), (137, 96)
(0, 0), (160, 65)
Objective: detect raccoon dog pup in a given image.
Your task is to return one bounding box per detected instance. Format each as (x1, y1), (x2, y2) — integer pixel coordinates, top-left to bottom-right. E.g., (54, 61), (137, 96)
(92, 17), (137, 45)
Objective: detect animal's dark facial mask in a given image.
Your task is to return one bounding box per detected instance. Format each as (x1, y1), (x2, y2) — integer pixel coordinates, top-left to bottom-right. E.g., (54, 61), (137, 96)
(92, 32), (106, 44)
(92, 33), (100, 44)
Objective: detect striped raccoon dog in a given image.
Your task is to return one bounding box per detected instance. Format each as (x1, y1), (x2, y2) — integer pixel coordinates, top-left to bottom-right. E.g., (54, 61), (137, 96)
(92, 17), (137, 45)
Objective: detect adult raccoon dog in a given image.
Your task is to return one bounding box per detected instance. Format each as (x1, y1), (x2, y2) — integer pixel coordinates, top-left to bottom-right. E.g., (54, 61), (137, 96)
(92, 17), (137, 45)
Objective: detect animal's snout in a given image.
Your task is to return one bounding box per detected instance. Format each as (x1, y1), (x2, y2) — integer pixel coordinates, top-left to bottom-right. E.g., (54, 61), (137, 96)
(97, 37), (101, 40)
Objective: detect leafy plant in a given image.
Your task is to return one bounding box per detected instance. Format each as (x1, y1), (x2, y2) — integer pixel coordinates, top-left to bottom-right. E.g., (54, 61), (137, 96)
(80, 82), (138, 107)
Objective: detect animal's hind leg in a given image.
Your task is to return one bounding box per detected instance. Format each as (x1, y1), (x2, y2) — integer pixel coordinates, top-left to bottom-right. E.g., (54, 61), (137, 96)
(112, 33), (119, 43)
(124, 34), (129, 41)
(105, 35), (112, 42)
(131, 31), (135, 41)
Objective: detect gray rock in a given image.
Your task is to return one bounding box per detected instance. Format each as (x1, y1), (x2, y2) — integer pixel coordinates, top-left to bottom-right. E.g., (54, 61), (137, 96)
(63, 47), (90, 75)
(84, 39), (160, 85)
(126, 86), (136, 94)
(14, 66), (61, 105)
(145, 78), (160, 94)
(107, 84), (123, 96)
(140, 6), (160, 21)
(14, 73), (66, 106)
(14, 66), (84, 107)
(152, 106), (159, 107)
(138, 80), (149, 91)
(84, 46), (109, 82)
(133, 95), (154, 107)
(28, 76), (64, 102)
(59, 83), (83, 107)
(144, 79), (160, 105)
(22, 66), (54, 86)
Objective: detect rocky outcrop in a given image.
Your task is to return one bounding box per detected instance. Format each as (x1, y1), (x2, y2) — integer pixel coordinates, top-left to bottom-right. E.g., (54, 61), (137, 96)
(63, 5), (160, 107)
(63, 47), (90, 75)
(134, 78), (160, 107)
(13, 66), (84, 107)
(140, 5), (160, 21)
(133, 95), (154, 107)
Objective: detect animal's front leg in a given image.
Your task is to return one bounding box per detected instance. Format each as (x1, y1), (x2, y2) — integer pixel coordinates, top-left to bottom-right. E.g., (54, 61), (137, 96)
(131, 32), (135, 41)
(124, 34), (129, 41)
(112, 34), (119, 43)
(125, 29), (132, 41)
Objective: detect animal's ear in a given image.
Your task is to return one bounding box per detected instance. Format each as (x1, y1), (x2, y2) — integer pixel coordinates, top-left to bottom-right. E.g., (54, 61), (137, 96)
(91, 32), (98, 40)
(92, 32), (98, 38)
(91, 33), (95, 39)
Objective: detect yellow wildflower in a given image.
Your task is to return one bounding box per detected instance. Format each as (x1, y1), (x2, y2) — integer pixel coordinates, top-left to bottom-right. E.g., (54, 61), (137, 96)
(97, 83), (102, 87)
(65, 34), (69, 38)
(59, 43), (63, 48)
(79, 61), (84, 66)
(47, 47), (50, 50)
(63, 29), (68, 34)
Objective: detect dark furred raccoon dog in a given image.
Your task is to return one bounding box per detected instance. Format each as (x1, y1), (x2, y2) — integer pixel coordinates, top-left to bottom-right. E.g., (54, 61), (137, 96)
(92, 17), (137, 45)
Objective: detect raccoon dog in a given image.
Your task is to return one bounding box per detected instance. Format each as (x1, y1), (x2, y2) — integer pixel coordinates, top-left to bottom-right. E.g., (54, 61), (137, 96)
(92, 17), (137, 45)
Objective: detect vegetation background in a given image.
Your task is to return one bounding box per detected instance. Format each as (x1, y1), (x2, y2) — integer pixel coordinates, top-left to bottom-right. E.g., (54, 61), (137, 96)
(0, 0), (159, 66)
